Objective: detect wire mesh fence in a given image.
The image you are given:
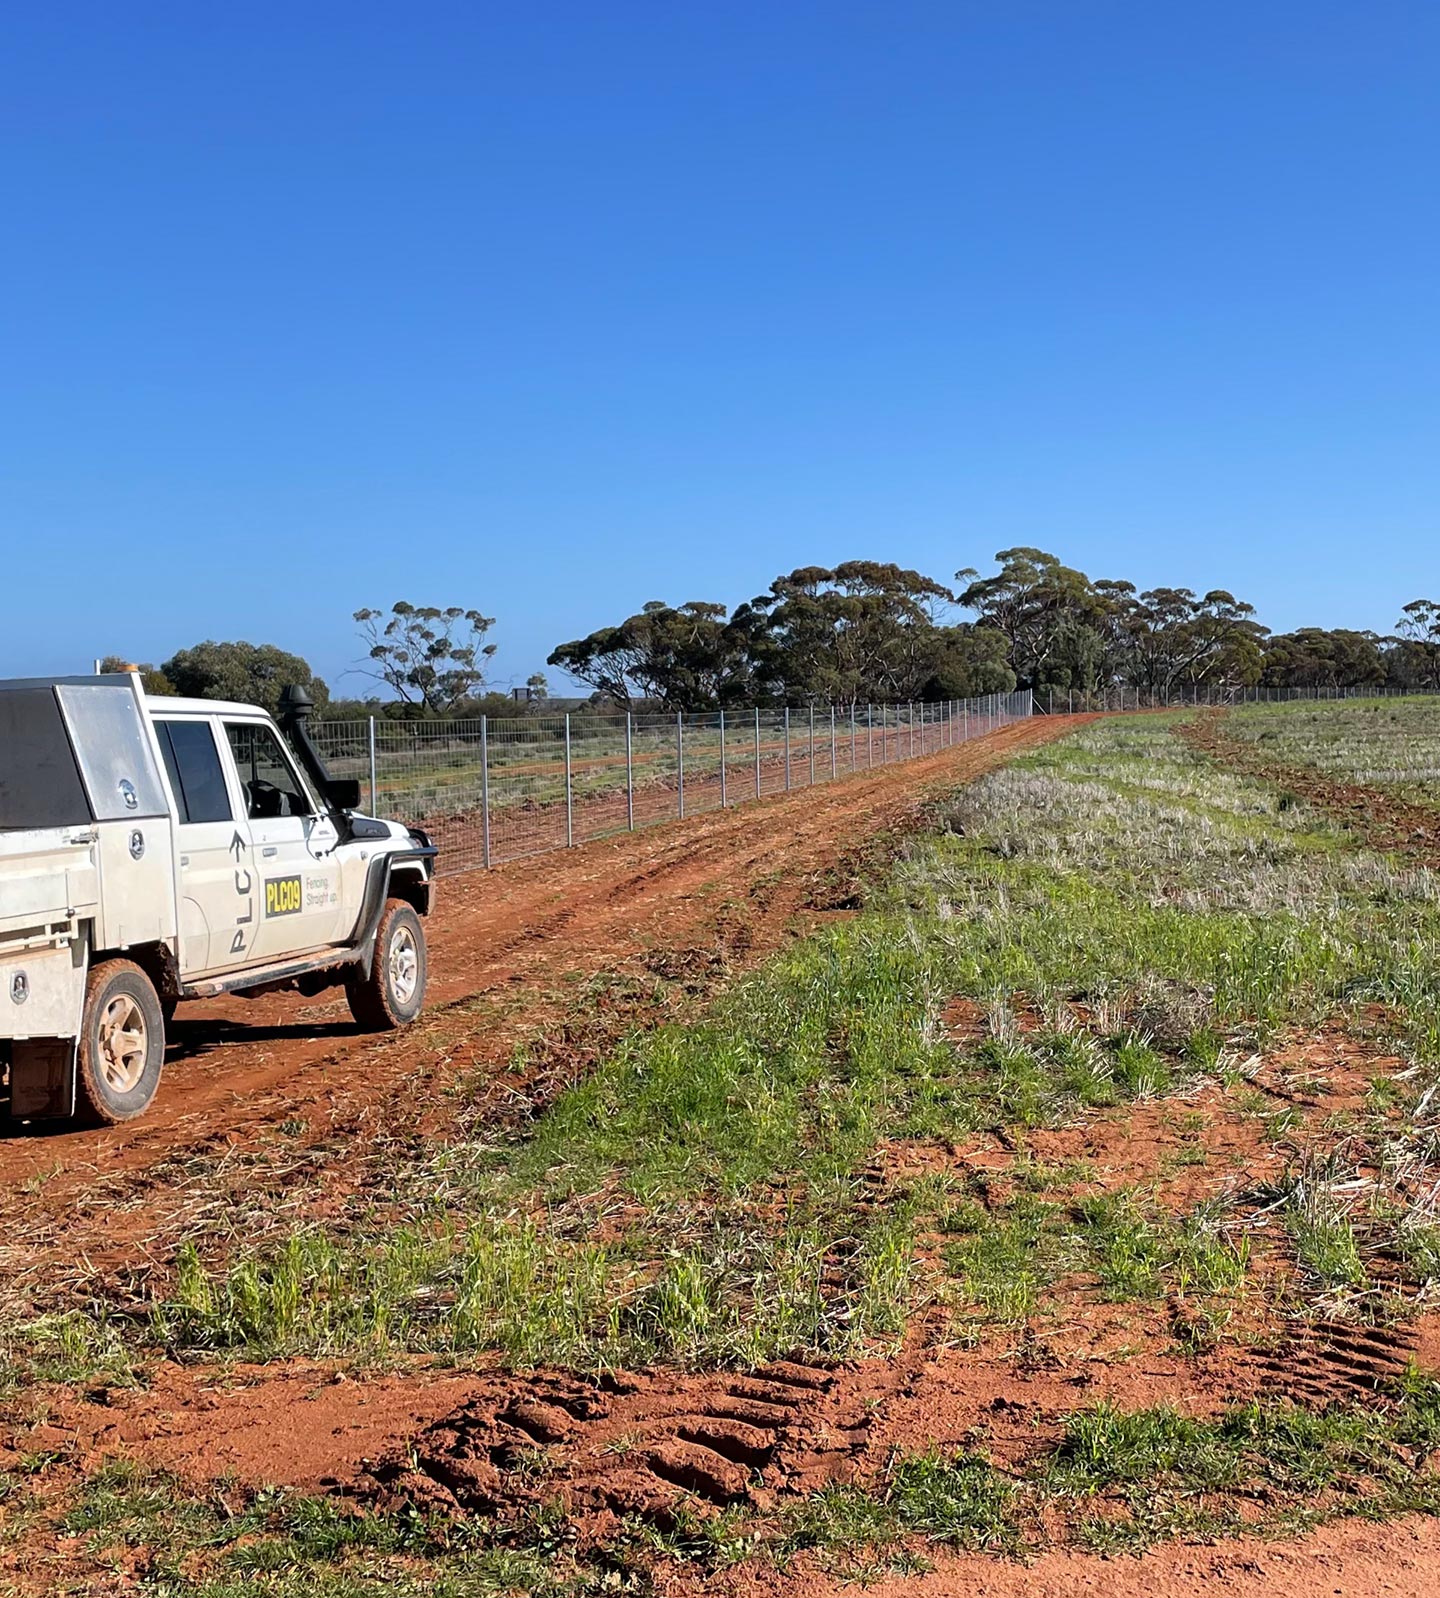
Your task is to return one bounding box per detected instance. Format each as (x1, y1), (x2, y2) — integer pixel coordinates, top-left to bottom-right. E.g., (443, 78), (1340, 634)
(313, 692), (1034, 875)
(1036, 683), (1435, 712)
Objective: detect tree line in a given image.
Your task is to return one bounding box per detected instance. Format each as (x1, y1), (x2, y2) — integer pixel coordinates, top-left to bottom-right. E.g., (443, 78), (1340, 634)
(546, 550), (1440, 710)
(104, 551), (1440, 718)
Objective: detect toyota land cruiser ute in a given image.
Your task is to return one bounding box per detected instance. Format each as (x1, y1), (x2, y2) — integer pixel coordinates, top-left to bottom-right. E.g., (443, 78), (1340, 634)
(0, 673), (436, 1124)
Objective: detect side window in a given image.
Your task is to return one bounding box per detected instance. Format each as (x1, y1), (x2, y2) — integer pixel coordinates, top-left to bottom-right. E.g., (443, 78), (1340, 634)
(156, 721), (233, 825)
(224, 723), (312, 820)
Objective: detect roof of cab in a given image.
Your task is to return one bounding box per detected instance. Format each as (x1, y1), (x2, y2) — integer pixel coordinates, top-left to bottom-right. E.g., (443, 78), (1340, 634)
(144, 695), (273, 719)
(0, 677), (272, 721)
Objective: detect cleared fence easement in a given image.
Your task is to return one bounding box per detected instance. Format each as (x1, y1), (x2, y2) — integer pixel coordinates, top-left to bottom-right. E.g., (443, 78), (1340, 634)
(314, 693), (1034, 875)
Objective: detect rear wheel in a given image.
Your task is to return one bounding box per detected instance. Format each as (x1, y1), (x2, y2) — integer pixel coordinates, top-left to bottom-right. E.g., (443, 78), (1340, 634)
(76, 960), (165, 1124)
(346, 900), (427, 1031)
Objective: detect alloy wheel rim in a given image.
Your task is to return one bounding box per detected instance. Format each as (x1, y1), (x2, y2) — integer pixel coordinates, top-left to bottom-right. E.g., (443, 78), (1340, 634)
(389, 925), (419, 1005)
(98, 995), (147, 1093)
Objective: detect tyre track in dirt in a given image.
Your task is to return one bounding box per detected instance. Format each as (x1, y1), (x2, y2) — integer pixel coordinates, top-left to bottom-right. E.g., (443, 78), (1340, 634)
(0, 716), (1088, 1301)
(1180, 710), (1440, 866)
(360, 1338), (1259, 1542)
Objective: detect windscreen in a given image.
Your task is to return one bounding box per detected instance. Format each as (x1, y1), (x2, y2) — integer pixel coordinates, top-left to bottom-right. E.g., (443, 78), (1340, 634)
(0, 688), (93, 831)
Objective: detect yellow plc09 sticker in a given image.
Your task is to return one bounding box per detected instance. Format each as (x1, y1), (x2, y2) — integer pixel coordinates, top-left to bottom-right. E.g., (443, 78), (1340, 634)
(264, 875), (303, 917)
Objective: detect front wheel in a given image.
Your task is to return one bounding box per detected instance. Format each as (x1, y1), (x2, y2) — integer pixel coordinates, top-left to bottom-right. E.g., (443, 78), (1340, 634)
(76, 960), (166, 1124)
(346, 899), (427, 1031)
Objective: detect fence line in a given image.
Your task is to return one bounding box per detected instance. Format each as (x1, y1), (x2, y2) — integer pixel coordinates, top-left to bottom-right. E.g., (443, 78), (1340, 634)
(315, 682), (1436, 878)
(1040, 683), (1436, 713)
(313, 692), (1035, 875)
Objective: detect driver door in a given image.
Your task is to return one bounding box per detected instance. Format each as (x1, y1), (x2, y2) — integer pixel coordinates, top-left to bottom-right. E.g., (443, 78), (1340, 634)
(221, 719), (346, 962)
(153, 716), (254, 976)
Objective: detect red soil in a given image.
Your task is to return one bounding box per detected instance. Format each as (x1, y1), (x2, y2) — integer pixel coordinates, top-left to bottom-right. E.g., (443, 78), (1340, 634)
(700, 1514), (1440, 1598)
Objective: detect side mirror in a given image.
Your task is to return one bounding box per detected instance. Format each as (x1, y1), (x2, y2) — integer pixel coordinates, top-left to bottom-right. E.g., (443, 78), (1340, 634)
(326, 778), (363, 811)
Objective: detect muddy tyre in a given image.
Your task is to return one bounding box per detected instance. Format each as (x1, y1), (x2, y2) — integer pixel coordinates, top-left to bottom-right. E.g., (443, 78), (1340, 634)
(76, 960), (165, 1125)
(346, 899), (427, 1031)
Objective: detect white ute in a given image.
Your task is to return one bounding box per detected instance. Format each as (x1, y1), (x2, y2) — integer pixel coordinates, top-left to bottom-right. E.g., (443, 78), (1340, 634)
(0, 673), (436, 1124)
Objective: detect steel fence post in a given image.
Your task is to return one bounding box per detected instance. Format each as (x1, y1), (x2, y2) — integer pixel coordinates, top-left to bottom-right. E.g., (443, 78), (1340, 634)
(754, 707), (761, 798)
(867, 704), (873, 766)
(677, 713), (685, 818)
(784, 707), (791, 789)
(367, 716), (378, 814)
(808, 705), (815, 785)
(850, 704), (857, 769)
(719, 709), (727, 808)
(564, 713), (574, 846)
(626, 712), (634, 830)
(830, 705), (837, 778)
(880, 702), (887, 762)
(480, 715), (491, 868)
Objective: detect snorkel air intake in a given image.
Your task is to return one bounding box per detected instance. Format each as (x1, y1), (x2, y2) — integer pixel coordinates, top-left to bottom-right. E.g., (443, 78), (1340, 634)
(277, 684), (362, 817)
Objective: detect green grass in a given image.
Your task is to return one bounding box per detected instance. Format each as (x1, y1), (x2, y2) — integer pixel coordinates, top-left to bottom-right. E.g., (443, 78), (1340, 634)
(132, 714), (1440, 1366)
(786, 1450), (1021, 1563)
(942, 1186), (1249, 1323)
(38, 1458), (586, 1597)
(782, 1378), (1440, 1573)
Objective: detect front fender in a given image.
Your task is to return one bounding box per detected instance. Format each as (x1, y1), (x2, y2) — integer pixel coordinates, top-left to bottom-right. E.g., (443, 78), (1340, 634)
(353, 848), (437, 976)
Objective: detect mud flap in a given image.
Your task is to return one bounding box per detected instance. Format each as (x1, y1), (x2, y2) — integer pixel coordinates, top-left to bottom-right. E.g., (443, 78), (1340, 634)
(8, 1038), (77, 1119)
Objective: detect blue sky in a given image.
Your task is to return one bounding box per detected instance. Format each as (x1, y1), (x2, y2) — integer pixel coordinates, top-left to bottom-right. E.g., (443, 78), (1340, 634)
(2, 2), (1436, 696)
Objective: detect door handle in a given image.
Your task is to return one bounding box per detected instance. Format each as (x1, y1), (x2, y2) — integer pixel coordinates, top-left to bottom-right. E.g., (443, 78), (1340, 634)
(262, 847), (279, 858)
